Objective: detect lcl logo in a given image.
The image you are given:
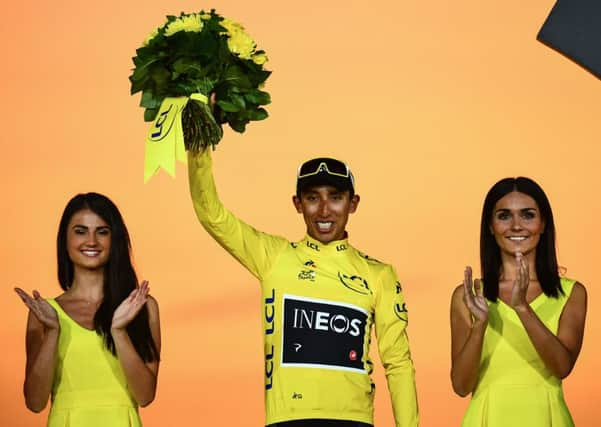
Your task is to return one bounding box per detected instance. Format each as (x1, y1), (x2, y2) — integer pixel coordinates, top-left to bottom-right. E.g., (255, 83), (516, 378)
(264, 289), (275, 390)
(394, 302), (408, 322)
(306, 241), (320, 251)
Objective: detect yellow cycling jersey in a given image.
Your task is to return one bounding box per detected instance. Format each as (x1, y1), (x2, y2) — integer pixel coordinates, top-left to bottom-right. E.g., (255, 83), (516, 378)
(188, 150), (418, 426)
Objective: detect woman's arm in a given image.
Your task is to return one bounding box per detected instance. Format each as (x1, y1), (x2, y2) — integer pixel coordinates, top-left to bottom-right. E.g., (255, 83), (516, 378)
(511, 255), (587, 378)
(450, 267), (488, 397)
(111, 282), (161, 407)
(15, 288), (60, 412)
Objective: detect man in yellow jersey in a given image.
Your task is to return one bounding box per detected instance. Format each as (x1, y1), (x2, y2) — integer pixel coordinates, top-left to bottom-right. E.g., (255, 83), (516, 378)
(188, 150), (418, 427)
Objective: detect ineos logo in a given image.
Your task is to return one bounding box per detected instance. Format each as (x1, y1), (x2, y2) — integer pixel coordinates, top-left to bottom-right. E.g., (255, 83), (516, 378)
(282, 295), (368, 372)
(292, 308), (362, 337)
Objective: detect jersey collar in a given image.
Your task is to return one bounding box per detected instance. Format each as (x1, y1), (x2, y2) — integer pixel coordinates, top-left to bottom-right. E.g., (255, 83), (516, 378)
(299, 234), (350, 255)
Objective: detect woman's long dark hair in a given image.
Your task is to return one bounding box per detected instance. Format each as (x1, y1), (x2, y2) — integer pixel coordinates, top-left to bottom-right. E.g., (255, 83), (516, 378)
(57, 193), (159, 362)
(480, 177), (562, 302)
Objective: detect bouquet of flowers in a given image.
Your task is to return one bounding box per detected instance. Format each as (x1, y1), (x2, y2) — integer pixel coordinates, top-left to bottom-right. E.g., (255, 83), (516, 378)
(130, 10), (271, 175)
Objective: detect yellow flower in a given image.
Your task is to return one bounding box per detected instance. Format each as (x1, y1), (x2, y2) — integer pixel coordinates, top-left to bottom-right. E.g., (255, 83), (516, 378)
(164, 14), (204, 37)
(220, 18), (244, 33)
(251, 52), (268, 65)
(221, 18), (256, 60)
(143, 27), (159, 46)
(200, 13), (211, 20)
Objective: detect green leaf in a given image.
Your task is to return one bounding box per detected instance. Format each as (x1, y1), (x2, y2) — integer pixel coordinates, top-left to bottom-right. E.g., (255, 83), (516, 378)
(130, 74), (149, 94)
(244, 90), (271, 105)
(173, 82), (196, 95)
(230, 93), (246, 110)
(189, 77), (215, 94)
(249, 108), (268, 121)
(150, 66), (171, 86)
(144, 108), (159, 122)
(189, 31), (220, 59)
(249, 70), (272, 85)
(140, 91), (162, 109)
(222, 66), (252, 89)
(131, 57), (161, 81)
(172, 57), (203, 75)
(217, 100), (241, 112)
(228, 118), (248, 133)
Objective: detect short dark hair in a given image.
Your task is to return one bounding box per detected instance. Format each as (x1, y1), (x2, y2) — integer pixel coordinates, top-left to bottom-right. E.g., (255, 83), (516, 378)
(480, 177), (562, 301)
(57, 192), (159, 362)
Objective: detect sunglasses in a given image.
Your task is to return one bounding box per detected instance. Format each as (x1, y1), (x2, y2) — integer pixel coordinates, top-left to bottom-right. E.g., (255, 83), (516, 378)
(297, 158), (351, 179)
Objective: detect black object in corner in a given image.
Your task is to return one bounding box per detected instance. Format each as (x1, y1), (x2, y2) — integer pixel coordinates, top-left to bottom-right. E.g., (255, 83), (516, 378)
(537, 0), (601, 79)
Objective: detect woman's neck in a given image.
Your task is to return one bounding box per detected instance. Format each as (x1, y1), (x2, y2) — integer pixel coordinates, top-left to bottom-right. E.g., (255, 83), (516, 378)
(68, 267), (104, 302)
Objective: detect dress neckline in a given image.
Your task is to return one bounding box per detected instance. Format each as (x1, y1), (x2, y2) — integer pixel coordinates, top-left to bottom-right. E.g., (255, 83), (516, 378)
(496, 291), (545, 310)
(50, 298), (97, 332)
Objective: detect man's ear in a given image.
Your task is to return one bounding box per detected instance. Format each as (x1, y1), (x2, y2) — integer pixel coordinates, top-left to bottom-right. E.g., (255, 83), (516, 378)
(292, 195), (303, 213)
(349, 194), (360, 213)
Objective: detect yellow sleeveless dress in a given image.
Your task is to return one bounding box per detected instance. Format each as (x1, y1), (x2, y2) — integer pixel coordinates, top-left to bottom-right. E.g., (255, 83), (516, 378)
(461, 278), (576, 426)
(46, 299), (142, 427)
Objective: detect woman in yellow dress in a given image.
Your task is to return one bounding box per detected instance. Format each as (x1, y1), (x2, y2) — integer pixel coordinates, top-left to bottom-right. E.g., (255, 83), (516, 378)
(15, 192), (161, 426)
(450, 177), (587, 426)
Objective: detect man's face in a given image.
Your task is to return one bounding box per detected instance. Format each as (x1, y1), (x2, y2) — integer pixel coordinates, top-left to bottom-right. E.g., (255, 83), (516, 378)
(292, 185), (360, 244)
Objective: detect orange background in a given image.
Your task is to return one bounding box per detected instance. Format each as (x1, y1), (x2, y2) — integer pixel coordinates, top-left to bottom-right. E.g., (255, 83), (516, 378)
(1, 0), (600, 425)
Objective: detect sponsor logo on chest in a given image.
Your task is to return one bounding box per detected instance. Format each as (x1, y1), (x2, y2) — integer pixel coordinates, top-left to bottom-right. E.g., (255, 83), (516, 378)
(297, 260), (317, 281)
(281, 295), (368, 372)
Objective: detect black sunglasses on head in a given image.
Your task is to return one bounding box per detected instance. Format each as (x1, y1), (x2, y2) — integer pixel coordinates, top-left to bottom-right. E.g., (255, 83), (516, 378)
(297, 158), (350, 179)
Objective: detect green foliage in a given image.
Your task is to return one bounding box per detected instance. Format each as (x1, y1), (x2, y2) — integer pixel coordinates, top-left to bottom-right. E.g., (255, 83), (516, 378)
(129, 10), (271, 149)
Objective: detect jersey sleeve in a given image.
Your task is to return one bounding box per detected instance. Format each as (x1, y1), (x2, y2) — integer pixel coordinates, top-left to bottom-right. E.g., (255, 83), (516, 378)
(187, 149), (288, 280)
(374, 265), (419, 427)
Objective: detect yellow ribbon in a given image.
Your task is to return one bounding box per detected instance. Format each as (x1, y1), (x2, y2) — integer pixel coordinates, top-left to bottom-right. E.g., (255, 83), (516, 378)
(144, 93), (208, 183)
